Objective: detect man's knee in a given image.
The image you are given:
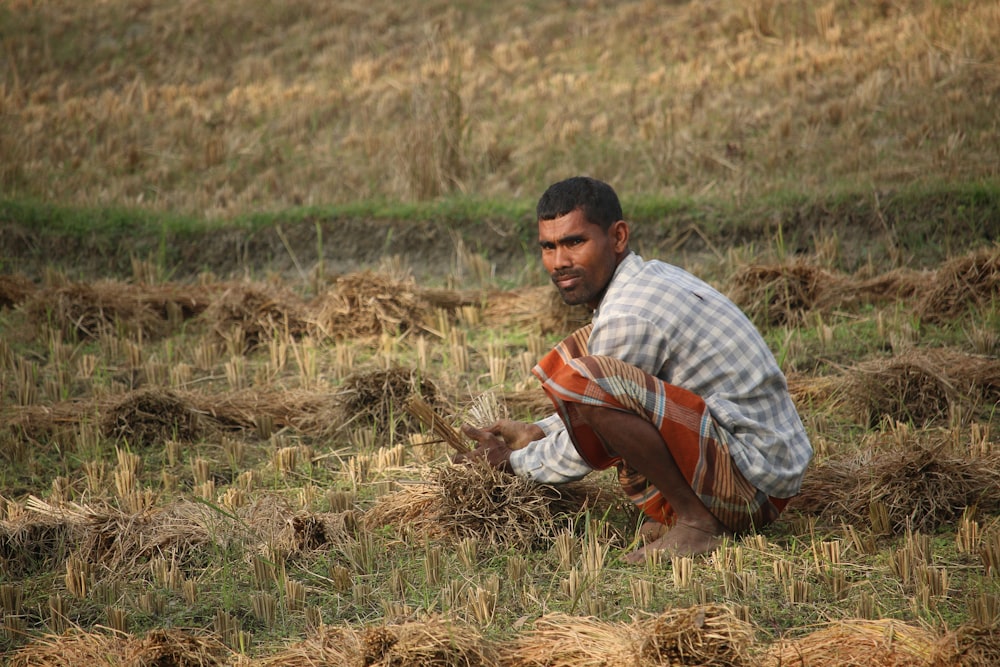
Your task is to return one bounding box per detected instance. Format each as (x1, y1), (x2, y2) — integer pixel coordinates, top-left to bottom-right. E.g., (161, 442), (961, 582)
(571, 403), (659, 461)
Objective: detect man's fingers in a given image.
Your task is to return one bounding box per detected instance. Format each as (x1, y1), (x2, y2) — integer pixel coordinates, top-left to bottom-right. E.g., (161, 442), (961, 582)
(460, 423), (488, 443)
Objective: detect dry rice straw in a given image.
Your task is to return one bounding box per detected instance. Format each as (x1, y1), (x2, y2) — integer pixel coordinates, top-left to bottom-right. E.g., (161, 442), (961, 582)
(405, 396), (469, 455)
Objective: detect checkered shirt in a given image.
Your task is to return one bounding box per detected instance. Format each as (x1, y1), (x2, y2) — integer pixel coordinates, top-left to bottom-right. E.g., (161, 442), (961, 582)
(510, 252), (813, 499)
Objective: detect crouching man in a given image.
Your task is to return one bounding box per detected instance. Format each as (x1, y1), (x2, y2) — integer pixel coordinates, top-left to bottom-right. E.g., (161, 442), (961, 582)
(457, 176), (812, 562)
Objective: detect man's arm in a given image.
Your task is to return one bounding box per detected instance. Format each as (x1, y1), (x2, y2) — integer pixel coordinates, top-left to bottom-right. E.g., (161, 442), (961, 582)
(508, 427), (592, 483)
(458, 418), (592, 484)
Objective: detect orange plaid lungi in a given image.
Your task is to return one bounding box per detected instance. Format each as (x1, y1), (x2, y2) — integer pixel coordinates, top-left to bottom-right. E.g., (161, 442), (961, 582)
(533, 325), (787, 533)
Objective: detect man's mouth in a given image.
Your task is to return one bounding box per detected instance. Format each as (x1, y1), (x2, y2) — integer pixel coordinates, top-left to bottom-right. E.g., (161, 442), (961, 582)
(552, 273), (580, 290)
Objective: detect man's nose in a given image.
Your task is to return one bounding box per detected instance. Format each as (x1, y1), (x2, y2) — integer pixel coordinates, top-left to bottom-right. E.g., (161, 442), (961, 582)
(552, 246), (571, 269)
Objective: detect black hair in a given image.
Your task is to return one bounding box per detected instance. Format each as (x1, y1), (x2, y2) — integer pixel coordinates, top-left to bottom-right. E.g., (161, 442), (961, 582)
(535, 176), (623, 231)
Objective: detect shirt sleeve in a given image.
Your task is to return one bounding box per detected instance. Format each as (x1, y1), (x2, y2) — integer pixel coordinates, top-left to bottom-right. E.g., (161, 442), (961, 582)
(508, 417), (592, 483)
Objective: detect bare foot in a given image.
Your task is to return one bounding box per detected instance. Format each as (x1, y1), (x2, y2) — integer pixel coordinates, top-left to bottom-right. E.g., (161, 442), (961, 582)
(638, 519), (668, 543)
(625, 522), (728, 564)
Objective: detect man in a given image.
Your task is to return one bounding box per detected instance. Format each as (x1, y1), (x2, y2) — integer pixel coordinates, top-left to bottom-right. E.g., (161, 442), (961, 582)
(458, 176), (812, 561)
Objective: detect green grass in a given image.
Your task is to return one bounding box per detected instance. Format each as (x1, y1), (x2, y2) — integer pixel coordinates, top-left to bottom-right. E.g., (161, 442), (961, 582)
(4, 180), (1000, 283)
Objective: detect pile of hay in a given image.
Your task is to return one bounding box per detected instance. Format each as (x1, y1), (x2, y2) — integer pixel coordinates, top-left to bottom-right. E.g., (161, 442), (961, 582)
(418, 287), (483, 312)
(789, 434), (1000, 534)
(935, 623), (1000, 667)
(255, 625), (362, 666)
(784, 373), (843, 410)
(0, 502), (75, 577)
(501, 613), (638, 667)
(0, 273), (36, 310)
(24, 496), (224, 574)
(482, 287), (590, 336)
(917, 246), (1000, 324)
(359, 618), (494, 667)
(237, 494), (358, 559)
(185, 387), (341, 438)
(849, 266), (927, 304)
(135, 283), (216, 322)
(761, 618), (939, 666)
(20, 493), (355, 578)
(310, 271), (431, 340)
(100, 387), (203, 446)
(4, 387), (215, 447)
(3, 385), (341, 454)
(845, 348), (1000, 427)
(1, 398), (107, 443)
(259, 617), (491, 667)
(726, 260), (841, 326)
(127, 629), (232, 667)
(726, 259), (934, 327)
(20, 281), (168, 340)
(202, 282), (309, 351)
(637, 604), (755, 666)
(502, 604), (753, 667)
(364, 463), (615, 549)
(6, 628), (232, 667)
(338, 367), (438, 439)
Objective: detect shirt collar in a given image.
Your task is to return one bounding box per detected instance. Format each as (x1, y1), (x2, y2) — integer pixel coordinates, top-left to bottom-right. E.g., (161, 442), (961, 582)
(593, 251), (640, 314)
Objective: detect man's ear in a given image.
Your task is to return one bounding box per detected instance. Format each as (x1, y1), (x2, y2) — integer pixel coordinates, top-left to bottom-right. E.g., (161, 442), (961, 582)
(610, 220), (630, 254)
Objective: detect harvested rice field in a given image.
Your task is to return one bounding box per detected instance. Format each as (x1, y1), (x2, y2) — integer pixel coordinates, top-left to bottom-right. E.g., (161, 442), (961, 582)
(2, 0), (1000, 664)
(0, 243), (998, 666)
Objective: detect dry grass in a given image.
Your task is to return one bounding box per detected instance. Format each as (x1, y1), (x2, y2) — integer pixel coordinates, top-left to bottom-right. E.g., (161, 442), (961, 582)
(19, 281), (179, 341)
(500, 613), (637, 667)
(501, 604), (753, 667)
(358, 617), (494, 667)
(482, 288), (590, 336)
(253, 625), (362, 667)
(2, 1), (997, 214)
(761, 618), (939, 667)
(0, 274), (36, 310)
(0, 385), (346, 448)
(405, 396), (470, 455)
(789, 427), (1000, 534)
(916, 246), (1000, 324)
(11, 492), (357, 582)
(934, 624), (1000, 667)
(726, 260), (845, 326)
(364, 463), (617, 549)
(636, 604), (755, 666)
(1, 9), (999, 667)
(310, 272), (431, 340)
(100, 387), (203, 447)
(202, 282), (310, 352)
(6, 627), (233, 667)
(337, 366), (439, 441)
(844, 347), (1000, 427)
(723, 252), (981, 327)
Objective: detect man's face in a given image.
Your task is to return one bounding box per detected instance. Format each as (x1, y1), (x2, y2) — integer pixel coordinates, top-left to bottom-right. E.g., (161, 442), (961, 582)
(538, 208), (628, 310)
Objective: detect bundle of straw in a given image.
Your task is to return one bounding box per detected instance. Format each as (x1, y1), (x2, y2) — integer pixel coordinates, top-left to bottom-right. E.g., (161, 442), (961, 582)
(761, 618), (939, 667)
(405, 396), (469, 455)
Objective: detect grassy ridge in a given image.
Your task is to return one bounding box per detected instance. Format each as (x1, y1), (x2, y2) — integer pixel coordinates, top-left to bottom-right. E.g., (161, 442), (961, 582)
(3, 181), (999, 282)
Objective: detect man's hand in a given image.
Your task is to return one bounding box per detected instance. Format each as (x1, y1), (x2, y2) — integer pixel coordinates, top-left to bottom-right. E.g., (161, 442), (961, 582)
(454, 420), (544, 472)
(480, 419), (545, 450)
